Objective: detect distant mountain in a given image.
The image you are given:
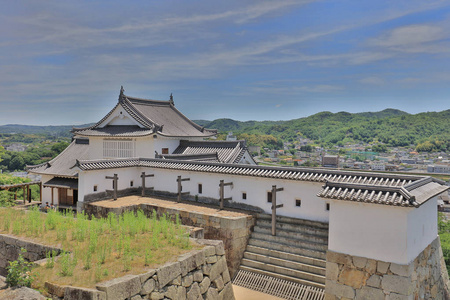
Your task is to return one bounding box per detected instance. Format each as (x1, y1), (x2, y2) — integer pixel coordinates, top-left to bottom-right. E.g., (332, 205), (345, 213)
(0, 124), (94, 137)
(194, 109), (449, 148)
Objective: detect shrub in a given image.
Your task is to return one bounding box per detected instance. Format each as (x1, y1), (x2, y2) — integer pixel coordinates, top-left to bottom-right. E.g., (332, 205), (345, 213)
(6, 248), (35, 287)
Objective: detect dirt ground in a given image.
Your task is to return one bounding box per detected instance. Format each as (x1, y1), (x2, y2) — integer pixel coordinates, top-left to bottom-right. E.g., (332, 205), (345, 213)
(91, 195), (252, 218)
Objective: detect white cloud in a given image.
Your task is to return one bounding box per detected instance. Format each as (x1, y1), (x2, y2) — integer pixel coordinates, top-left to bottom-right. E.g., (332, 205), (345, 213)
(359, 76), (386, 85)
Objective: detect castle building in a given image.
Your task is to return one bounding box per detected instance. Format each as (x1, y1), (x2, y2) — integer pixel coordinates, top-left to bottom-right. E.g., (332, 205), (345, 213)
(28, 87), (450, 299)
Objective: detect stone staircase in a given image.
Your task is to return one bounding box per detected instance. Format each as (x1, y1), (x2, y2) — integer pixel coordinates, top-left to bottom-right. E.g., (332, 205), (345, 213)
(238, 213), (328, 289)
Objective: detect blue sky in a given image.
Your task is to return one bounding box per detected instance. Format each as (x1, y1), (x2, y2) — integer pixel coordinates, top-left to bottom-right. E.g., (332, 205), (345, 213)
(1, 0), (449, 125)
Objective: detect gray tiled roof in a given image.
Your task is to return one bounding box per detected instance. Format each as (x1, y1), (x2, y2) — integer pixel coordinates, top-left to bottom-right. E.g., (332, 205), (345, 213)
(172, 140), (254, 164)
(43, 177), (78, 189)
(71, 125), (153, 137)
(158, 152), (220, 163)
(317, 176), (448, 207)
(72, 157), (446, 207)
(73, 90), (217, 138)
(27, 140), (89, 177)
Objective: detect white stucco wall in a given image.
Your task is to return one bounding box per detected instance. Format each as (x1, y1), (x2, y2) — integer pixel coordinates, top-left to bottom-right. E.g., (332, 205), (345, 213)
(407, 197), (438, 261)
(78, 166), (330, 222)
(328, 199), (437, 264)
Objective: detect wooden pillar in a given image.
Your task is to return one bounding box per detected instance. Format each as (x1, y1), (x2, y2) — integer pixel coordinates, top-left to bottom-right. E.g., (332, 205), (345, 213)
(27, 185), (31, 203)
(22, 186), (26, 205)
(177, 175), (190, 203)
(219, 180), (233, 210)
(51, 187), (54, 205)
(40, 182), (42, 203)
(106, 174), (119, 200)
(271, 185), (284, 236)
(141, 172), (154, 197)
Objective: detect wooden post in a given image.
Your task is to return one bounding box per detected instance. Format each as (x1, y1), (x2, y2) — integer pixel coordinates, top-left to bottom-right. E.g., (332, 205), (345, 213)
(177, 175), (190, 202)
(22, 186), (26, 205)
(141, 172), (154, 196)
(106, 174), (119, 200)
(271, 185), (284, 236)
(219, 180), (233, 210)
(40, 182), (42, 203)
(51, 187), (54, 205)
(27, 185), (31, 203)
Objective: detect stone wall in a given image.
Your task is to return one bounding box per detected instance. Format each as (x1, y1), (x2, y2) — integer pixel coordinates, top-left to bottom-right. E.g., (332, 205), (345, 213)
(46, 239), (235, 300)
(325, 236), (450, 300)
(0, 234), (61, 276)
(85, 201), (255, 277)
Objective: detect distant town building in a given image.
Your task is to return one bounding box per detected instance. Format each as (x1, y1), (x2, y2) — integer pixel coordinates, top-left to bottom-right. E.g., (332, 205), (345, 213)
(226, 132), (237, 141)
(427, 165), (450, 174)
(6, 143), (26, 152)
(322, 155), (339, 168)
(371, 162), (386, 171)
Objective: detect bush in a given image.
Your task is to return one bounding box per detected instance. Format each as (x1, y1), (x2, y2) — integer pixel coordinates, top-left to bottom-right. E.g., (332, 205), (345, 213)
(6, 248), (35, 287)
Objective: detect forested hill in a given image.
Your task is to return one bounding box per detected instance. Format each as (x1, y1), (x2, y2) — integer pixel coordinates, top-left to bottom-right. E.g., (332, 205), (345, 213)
(0, 124), (94, 138)
(195, 109), (450, 149)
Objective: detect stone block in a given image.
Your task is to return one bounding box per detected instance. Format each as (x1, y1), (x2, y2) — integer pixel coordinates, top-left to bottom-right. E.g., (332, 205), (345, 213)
(355, 286), (384, 300)
(45, 281), (67, 298)
(222, 269), (231, 284)
(96, 274), (141, 300)
(218, 282), (235, 300)
(182, 274), (194, 287)
(366, 274), (381, 288)
(381, 275), (413, 295)
(64, 286), (106, 300)
(326, 262), (339, 281)
(150, 291), (165, 300)
(203, 263), (212, 276)
(213, 276), (224, 291)
(365, 259), (377, 274)
(353, 256), (367, 269)
(171, 275), (182, 286)
(165, 285), (177, 299)
(206, 255), (218, 264)
(140, 278), (156, 295)
(193, 270), (203, 282)
(338, 267), (367, 289)
(130, 295), (143, 300)
(377, 261), (390, 274)
(205, 287), (219, 299)
(139, 269), (156, 284)
(386, 293), (414, 300)
(390, 263), (412, 277)
(199, 276), (211, 294)
(157, 261), (182, 288)
(327, 251), (353, 266)
(204, 246), (216, 257)
(325, 279), (355, 299)
(210, 256), (227, 281)
(187, 282), (201, 300)
(179, 250), (205, 276)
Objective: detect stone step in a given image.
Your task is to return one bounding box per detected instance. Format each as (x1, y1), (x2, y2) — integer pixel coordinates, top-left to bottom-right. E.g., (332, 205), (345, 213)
(246, 245), (326, 268)
(239, 265), (325, 289)
(256, 214), (329, 230)
(248, 238), (326, 260)
(243, 252), (325, 276)
(253, 225), (328, 245)
(251, 232), (328, 252)
(255, 218), (329, 238)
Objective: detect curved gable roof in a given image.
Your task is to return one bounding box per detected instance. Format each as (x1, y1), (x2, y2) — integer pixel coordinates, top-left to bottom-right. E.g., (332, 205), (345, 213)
(73, 88), (217, 138)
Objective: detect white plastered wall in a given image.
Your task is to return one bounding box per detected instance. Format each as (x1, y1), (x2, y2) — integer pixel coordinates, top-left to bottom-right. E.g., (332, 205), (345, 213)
(328, 199), (438, 264)
(78, 166), (330, 222)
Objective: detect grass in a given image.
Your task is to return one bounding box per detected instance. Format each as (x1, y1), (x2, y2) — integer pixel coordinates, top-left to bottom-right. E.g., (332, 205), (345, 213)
(0, 207), (198, 290)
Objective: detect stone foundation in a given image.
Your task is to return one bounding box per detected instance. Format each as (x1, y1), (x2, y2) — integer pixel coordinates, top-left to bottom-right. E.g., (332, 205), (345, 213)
(0, 234), (61, 276)
(85, 200), (255, 277)
(46, 239), (235, 300)
(325, 236), (450, 299)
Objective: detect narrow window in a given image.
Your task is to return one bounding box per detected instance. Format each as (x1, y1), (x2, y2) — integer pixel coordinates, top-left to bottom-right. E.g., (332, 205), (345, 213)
(296, 199), (301, 207)
(162, 148), (169, 154)
(267, 191), (272, 203)
(326, 203), (330, 211)
(242, 192), (247, 200)
(93, 185), (98, 192)
(112, 180), (115, 189)
(198, 184), (203, 194)
(130, 180), (134, 187)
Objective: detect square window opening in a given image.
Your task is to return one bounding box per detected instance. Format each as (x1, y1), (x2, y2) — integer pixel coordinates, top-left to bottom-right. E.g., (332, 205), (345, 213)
(326, 203), (330, 211)
(267, 191), (272, 203)
(242, 192), (247, 200)
(198, 183), (203, 194)
(296, 199), (301, 207)
(93, 185), (98, 192)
